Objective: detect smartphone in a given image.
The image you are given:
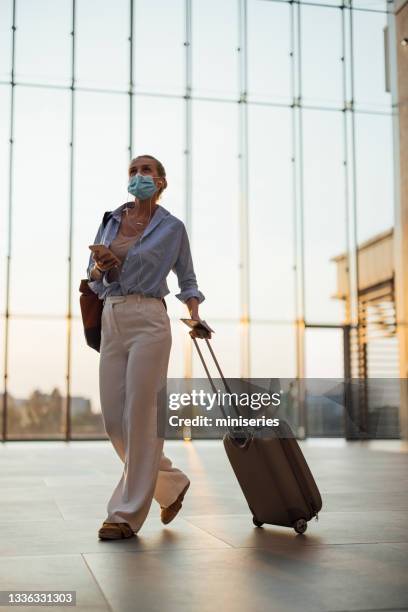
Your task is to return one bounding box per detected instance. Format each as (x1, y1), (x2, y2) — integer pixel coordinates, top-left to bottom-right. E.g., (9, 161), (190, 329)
(89, 244), (121, 264)
(180, 319), (215, 334)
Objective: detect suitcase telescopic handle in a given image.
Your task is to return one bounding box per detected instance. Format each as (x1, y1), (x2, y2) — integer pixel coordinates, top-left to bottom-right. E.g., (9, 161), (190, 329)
(191, 336), (250, 441)
(191, 337), (226, 413)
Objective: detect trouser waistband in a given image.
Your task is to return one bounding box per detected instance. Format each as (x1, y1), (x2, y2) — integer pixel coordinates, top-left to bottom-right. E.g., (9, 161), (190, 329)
(105, 294), (161, 304)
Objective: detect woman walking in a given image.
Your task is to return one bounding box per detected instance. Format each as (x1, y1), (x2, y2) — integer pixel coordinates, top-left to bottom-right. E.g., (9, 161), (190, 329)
(87, 154), (208, 540)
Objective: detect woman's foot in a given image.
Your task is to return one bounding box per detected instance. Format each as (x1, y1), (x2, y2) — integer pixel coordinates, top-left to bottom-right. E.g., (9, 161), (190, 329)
(98, 521), (135, 540)
(160, 480), (191, 525)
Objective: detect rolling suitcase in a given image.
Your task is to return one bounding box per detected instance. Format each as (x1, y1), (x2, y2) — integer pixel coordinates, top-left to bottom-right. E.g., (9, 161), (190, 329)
(191, 336), (323, 534)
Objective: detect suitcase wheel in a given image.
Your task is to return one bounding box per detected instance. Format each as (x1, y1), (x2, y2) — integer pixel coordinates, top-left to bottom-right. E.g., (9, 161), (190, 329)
(293, 518), (307, 534)
(252, 517), (264, 528)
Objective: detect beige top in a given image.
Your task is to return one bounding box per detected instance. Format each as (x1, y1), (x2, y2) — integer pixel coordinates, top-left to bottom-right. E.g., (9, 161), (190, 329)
(105, 206), (153, 283)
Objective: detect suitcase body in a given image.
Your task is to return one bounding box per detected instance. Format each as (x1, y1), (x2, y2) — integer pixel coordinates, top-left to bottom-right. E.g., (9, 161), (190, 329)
(223, 421), (322, 533)
(190, 335), (323, 534)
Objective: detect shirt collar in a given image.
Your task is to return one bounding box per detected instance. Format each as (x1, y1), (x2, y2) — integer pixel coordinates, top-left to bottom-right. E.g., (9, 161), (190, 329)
(111, 202), (170, 240)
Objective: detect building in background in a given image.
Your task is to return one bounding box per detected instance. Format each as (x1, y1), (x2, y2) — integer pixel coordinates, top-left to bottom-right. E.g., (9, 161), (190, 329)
(390, 0), (408, 438)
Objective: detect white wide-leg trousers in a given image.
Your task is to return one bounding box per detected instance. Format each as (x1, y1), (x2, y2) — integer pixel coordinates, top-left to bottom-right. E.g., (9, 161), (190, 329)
(99, 293), (190, 533)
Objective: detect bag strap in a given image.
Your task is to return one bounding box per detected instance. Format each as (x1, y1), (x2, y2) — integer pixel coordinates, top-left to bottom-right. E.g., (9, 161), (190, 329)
(102, 211), (113, 228)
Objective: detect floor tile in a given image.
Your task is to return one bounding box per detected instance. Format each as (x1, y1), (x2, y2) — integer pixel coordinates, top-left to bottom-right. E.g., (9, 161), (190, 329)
(0, 517), (230, 557)
(0, 554), (110, 611)
(183, 510), (408, 548)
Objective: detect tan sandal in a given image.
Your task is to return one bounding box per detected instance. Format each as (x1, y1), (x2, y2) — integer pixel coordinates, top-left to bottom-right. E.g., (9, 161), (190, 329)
(98, 521), (135, 540)
(161, 480), (191, 525)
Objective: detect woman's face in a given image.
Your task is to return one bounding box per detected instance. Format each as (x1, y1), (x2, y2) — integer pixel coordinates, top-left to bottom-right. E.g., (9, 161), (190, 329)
(128, 157), (163, 201)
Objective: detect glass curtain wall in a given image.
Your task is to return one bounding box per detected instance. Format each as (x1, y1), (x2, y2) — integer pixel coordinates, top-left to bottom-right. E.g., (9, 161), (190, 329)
(0, 0), (394, 440)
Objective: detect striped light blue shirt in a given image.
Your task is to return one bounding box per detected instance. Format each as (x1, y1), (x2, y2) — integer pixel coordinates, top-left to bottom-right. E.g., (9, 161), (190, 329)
(87, 202), (205, 305)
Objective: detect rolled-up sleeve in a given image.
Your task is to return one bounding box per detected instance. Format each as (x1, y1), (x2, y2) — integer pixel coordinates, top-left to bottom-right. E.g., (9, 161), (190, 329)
(172, 223), (205, 304)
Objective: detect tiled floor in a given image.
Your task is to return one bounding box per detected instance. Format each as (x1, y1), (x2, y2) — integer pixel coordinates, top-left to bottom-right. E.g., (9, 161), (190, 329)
(0, 439), (407, 612)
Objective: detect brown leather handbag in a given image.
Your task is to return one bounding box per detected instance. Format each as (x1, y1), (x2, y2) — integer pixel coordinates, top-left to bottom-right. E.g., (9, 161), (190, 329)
(79, 210), (167, 353)
(79, 211), (112, 352)
(79, 278), (106, 352)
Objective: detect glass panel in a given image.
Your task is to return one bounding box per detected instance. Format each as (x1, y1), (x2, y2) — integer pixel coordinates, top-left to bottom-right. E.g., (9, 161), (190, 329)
(70, 318), (106, 438)
(248, 105), (294, 321)
(305, 328), (345, 436)
(352, 0), (388, 12)
(247, 0), (291, 104)
(301, 0), (341, 6)
(76, 0), (129, 90)
(168, 316), (189, 378)
(250, 323), (296, 378)
(303, 109), (346, 324)
(305, 327), (344, 377)
(306, 388), (345, 437)
(7, 318), (67, 439)
(192, 321), (241, 378)
(192, 0), (239, 99)
(301, 1), (387, 12)
(10, 87), (70, 316)
(352, 10), (391, 112)
(0, 86), (10, 317)
(354, 112), (394, 245)
(72, 91), (128, 317)
(132, 96), (184, 219)
(133, 0), (184, 96)
(191, 101), (239, 320)
(301, 5), (343, 108)
(15, 0), (71, 86)
(0, 0), (12, 80)
(251, 323), (299, 434)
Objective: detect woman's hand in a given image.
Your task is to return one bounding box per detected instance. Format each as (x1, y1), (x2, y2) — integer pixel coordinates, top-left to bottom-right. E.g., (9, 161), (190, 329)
(92, 252), (120, 272)
(189, 319), (212, 340)
(187, 298), (212, 340)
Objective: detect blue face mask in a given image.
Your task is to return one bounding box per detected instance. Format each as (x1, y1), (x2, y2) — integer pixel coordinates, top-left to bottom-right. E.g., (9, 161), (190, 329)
(128, 174), (158, 200)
